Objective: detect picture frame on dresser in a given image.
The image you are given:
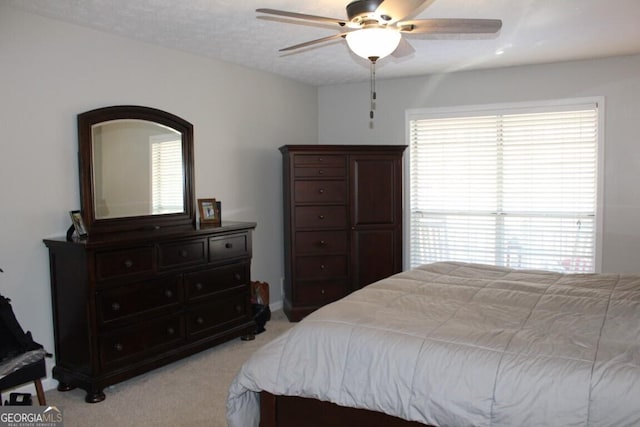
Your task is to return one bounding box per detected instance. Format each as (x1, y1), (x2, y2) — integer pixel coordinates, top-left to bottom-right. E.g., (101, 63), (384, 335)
(198, 198), (221, 226)
(69, 210), (87, 238)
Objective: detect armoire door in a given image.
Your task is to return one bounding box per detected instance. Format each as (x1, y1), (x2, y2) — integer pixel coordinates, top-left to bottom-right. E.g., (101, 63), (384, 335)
(350, 153), (403, 289)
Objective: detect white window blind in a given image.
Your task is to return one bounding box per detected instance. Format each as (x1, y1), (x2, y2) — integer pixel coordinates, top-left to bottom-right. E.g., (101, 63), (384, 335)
(409, 102), (599, 273)
(151, 139), (184, 214)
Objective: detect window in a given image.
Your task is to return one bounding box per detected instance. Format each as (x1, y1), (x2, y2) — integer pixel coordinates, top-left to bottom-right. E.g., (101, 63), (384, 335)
(407, 99), (601, 273)
(151, 137), (184, 214)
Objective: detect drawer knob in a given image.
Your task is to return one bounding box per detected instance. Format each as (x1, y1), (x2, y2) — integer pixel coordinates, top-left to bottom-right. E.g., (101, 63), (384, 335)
(123, 259), (133, 269)
(179, 249), (188, 258)
(195, 282), (203, 291)
(321, 289), (326, 295)
(318, 157), (324, 162)
(225, 242), (233, 249)
(318, 188), (325, 194)
(234, 273), (241, 281)
(114, 343), (123, 352)
(196, 316), (204, 325)
(235, 305), (243, 314)
(164, 289), (173, 298)
(318, 215), (325, 220)
(320, 264), (326, 270)
(318, 169), (325, 175)
(111, 302), (121, 311)
(167, 327), (175, 335)
(318, 240), (326, 246)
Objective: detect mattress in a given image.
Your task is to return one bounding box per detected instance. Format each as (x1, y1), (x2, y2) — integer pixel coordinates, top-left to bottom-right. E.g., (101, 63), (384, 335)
(227, 262), (640, 426)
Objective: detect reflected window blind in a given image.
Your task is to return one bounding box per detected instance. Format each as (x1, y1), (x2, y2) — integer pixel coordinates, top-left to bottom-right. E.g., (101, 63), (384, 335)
(151, 139), (183, 214)
(409, 103), (599, 273)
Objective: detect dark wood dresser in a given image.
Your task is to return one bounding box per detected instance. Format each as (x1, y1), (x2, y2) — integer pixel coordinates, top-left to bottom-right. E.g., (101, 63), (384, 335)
(43, 221), (256, 402)
(280, 145), (406, 321)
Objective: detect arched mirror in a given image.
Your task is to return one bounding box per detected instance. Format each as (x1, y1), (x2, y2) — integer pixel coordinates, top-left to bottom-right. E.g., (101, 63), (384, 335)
(78, 105), (195, 234)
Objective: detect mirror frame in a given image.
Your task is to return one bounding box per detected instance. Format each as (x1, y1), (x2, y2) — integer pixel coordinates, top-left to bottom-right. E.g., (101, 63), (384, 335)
(78, 105), (195, 235)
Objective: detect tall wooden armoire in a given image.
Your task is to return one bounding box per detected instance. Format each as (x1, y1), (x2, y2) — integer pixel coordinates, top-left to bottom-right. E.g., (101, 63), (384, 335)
(280, 145), (406, 321)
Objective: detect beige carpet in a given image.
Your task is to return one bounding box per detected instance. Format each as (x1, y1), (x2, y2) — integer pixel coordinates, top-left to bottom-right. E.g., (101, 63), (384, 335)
(45, 310), (293, 427)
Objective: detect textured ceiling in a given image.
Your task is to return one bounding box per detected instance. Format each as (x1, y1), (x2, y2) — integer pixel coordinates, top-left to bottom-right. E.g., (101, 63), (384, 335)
(5, 0), (640, 86)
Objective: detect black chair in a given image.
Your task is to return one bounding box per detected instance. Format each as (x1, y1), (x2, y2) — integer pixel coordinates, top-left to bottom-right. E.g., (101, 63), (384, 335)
(0, 349), (47, 405)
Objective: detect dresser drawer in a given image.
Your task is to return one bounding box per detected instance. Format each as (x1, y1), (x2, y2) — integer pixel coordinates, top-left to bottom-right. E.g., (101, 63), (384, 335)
(294, 280), (349, 306)
(293, 154), (346, 167)
(294, 180), (347, 203)
(294, 166), (346, 178)
(209, 233), (249, 262)
(96, 276), (180, 324)
(184, 263), (248, 301)
(100, 315), (184, 368)
(295, 255), (348, 280)
(295, 231), (348, 254)
(295, 206), (347, 228)
(158, 239), (207, 268)
(95, 246), (154, 280)
(187, 292), (249, 338)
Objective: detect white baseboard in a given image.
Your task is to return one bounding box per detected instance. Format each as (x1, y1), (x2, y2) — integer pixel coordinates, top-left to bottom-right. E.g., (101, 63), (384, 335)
(269, 300), (283, 312)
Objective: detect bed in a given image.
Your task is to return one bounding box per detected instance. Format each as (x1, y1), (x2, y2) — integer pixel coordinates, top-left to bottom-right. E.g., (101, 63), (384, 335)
(227, 262), (640, 426)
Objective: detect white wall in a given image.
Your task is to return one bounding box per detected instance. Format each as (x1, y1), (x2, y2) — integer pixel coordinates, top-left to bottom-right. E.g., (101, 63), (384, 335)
(0, 6), (317, 390)
(319, 54), (640, 274)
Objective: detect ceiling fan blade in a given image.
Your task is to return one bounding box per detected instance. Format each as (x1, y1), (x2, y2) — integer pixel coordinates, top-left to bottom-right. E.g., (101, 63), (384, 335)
(256, 8), (347, 27)
(398, 18), (503, 34)
(375, 0), (428, 23)
(391, 37), (415, 58)
(279, 33), (347, 52)
(257, 16), (342, 32)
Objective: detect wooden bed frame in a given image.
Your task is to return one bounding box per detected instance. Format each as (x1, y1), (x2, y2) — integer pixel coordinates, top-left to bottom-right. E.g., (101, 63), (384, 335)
(259, 391), (432, 427)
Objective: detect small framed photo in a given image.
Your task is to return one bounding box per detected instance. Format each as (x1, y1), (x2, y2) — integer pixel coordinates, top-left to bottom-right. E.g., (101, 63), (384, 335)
(69, 210), (88, 238)
(198, 198), (221, 226)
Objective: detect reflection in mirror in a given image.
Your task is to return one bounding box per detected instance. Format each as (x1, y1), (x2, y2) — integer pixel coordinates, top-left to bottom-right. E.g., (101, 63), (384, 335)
(92, 120), (184, 219)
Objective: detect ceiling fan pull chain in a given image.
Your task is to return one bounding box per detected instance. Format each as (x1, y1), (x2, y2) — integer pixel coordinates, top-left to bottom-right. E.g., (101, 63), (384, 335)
(370, 61), (374, 119)
(369, 56), (378, 119)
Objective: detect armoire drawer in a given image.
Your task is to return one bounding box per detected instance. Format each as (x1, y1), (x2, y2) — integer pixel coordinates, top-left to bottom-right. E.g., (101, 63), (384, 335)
(187, 292), (249, 338)
(209, 234), (249, 262)
(184, 263), (248, 301)
(295, 255), (348, 280)
(95, 246), (154, 281)
(96, 276), (180, 324)
(295, 231), (348, 254)
(295, 206), (347, 229)
(99, 315), (184, 368)
(294, 280), (349, 306)
(294, 166), (346, 178)
(294, 180), (347, 203)
(158, 239), (207, 268)
(293, 154), (346, 167)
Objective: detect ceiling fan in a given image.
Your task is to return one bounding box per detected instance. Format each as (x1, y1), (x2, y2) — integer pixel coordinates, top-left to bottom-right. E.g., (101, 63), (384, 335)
(257, 0), (502, 119)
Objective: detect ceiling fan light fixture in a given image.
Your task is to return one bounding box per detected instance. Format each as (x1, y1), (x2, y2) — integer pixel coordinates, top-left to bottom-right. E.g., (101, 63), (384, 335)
(345, 27), (401, 60)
